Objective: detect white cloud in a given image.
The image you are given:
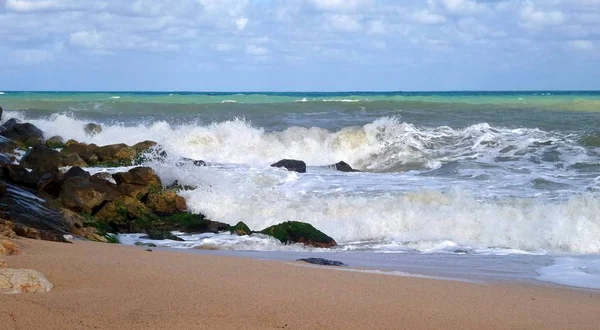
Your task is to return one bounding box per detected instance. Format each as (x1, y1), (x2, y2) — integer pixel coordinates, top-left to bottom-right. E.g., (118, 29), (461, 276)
(568, 39), (595, 51)
(245, 44), (269, 56)
(520, 2), (565, 26)
(214, 43), (235, 52)
(368, 20), (386, 34)
(325, 14), (363, 32)
(12, 49), (54, 65)
(6, 0), (63, 12)
(69, 30), (103, 49)
(307, 0), (372, 13)
(411, 10), (447, 25)
(439, 0), (486, 15)
(235, 17), (248, 31)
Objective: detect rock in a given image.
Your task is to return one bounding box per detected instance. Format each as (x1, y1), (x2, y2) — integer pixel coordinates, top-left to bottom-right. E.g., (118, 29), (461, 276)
(0, 106), (2, 120)
(59, 142), (98, 164)
(297, 258), (346, 266)
(0, 219), (68, 242)
(119, 183), (151, 200)
(158, 213), (230, 233)
(84, 123), (103, 136)
(36, 170), (62, 195)
(140, 229), (184, 241)
(1, 122), (44, 147)
(0, 268), (53, 294)
(62, 166), (90, 180)
(271, 159), (306, 173)
(230, 221), (251, 236)
(45, 136), (65, 148)
(0, 153), (11, 165)
(0, 181), (6, 197)
(145, 191), (187, 216)
(0, 260), (6, 269)
(20, 146), (63, 172)
(1, 164), (39, 188)
(92, 172), (113, 182)
(65, 139), (79, 146)
(146, 248), (153, 252)
(113, 167), (162, 187)
(71, 226), (107, 243)
(132, 140), (157, 153)
(94, 196), (152, 227)
(62, 153), (88, 167)
(260, 221), (337, 248)
(0, 238), (21, 256)
(330, 161), (359, 172)
(96, 143), (136, 165)
(0, 136), (18, 154)
(59, 176), (120, 214)
(0, 118), (19, 131)
(134, 242), (157, 247)
(59, 208), (84, 230)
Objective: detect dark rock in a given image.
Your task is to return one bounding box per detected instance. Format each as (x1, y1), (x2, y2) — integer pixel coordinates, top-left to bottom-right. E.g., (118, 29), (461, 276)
(0, 136), (17, 154)
(1, 122), (44, 147)
(63, 166), (90, 180)
(297, 258), (346, 267)
(260, 221), (337, 248)
(59, 142), (98, 163)
(0, 106), (2, 121)
(156, 213), (230, 233)
(145, 191), (187, 216)
(20, 146), (63, 172)
(37, 170), (62, 195)
(0, 118), (19, 131)
(0, 153), (11, 165)
(96, 143), (135, 165)
(62, 153), (88, 167)
(132, 140), (157, 153)
(330, 161), (359, 172)
(45, 136), (65, 149)
(94, 195), (152, 227)
(113, 167), (162, 187)
(1, 164), (38, 188)
(270, 159), (306, 173)
(84, 123), (103, 136)
(92, 172), (113, 181)
(230, 221), (251, 236)
(134, 242), (157, 247)
(0, 181), (6, 197)
(59, 176), (120, 214)
(140, 229), (184, 241)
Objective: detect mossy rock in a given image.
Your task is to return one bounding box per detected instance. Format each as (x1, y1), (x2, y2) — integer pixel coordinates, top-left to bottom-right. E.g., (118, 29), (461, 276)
(158, 213), (230, 233)
(230, 221), (251, 236)
(45, 135), (65, 149)
(260, 221), (337, 248)
(134, 242), (157, 247)
(140, 229), (183, 241)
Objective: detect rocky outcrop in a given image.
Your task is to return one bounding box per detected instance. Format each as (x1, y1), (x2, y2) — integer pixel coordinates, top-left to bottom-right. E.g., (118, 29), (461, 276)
(297, 258), (346, 266)
(94, 195), (152, 229)
(84, 123), (103, 136)
(113, 167), (162, 187)
(145, 191), (187, 216)
(140, 230), (183, 241)
(59, 142), (98, 165)
(260, 221), (337, 248)
(0, 121), (44, 147)
(0, 136), (17, 154)
(270, 159), (306, 173)
(45, 136), (65, 148)
(96, 144), (136, 165)
(62, 153), (87, 167)
(0, 268), (53, 294)
(0, 106), (2, 120)
(329, 161), (359, 172)
(230, 221), (251, 236)
(1, 164), (39, 188)
(0, 238), (21, 255)
(154, 213), (230, 233)
(59, 176), (120, 214)
(20, 146), (63, 172)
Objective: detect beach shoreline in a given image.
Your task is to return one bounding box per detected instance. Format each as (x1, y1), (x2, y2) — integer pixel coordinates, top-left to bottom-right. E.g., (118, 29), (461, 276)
(1, 239), (598, 329)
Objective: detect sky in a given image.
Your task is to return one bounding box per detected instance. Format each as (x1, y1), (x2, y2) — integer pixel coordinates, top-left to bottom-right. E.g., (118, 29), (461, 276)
(0, 0), (599, 91)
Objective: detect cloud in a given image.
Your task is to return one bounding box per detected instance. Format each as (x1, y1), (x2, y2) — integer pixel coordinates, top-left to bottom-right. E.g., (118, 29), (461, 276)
(568, 39), (595, 51)
(438, 0), (486, 15)
(520, 2), (565, 26)
(325, 14), (363, 32)
(235, 17), (248, 30)
(214, 43), (235, 52)
(245, 44), (269, 56)
(411, 9), (447, 25)
(307, 0), (372, 13)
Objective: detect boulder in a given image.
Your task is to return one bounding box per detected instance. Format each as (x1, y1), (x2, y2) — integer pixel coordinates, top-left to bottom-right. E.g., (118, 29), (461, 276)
(92, 172), (113, 182)
(0, 136), (17, 154)
(20, 146), (63, 172)
(145, 191), (187, 216)
(36, 170), (62, 195)
(94, 196), (152, 226)
(134, 242), (157, 247)
(330, 161), (359, 172)
(133, 140), (157, 153)
(59, 142), (98, 163)
(119, 183), (151, 200)
(230, 221), (251, 236)
(1, 122), (44, 147)
(71, 226), (107, 243)
(0, 238), (21, 256)
(140, 230), (184, 241)
(158, 213), (230, 233)
(260, 221), (337, 248)
(0, 181), (6, 197)
(0, 106), (2, 120)
(59, 176), (120, 214)
(84, 123), (103, 136)
(271, 159), (306, 173)
(45, 136), (65, 149)
(113, 167), (162, 187)
(0, 118), (19, 131)
(96, 143), (136, 165)
(62, 166), (90, 180)
(0, 268), (53, 294)
(297, 258), (346, 266)
(0, 153), (10, 164)
(1, 164), (38, 188)
(0, 259), (6, 269)
(62, 153), (88, 167)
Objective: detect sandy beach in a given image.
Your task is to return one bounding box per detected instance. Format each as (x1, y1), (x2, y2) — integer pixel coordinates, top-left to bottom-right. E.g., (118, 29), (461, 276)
(0, 239), (598, 330)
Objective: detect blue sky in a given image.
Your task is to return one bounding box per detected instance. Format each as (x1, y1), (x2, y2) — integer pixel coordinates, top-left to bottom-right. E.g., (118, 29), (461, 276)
(0, 0), (599, 91)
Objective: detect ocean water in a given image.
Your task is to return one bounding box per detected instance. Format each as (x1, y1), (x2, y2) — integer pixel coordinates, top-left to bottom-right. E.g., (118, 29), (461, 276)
(1, 91), (599, 289)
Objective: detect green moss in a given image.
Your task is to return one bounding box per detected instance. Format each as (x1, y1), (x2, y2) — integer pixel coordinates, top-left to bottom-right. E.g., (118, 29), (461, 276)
(260, 221), (335, 246)
(141, 229), (183, 241)
(230, 221), (251, 236)
(104, 233), (120, 244)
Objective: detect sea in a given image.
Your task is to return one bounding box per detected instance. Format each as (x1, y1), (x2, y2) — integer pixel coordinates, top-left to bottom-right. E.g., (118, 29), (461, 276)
(1, 91), (599, 289)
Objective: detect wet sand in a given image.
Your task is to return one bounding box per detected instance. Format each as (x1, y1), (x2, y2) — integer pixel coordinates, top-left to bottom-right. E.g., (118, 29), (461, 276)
(1, 239), (599, 329)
